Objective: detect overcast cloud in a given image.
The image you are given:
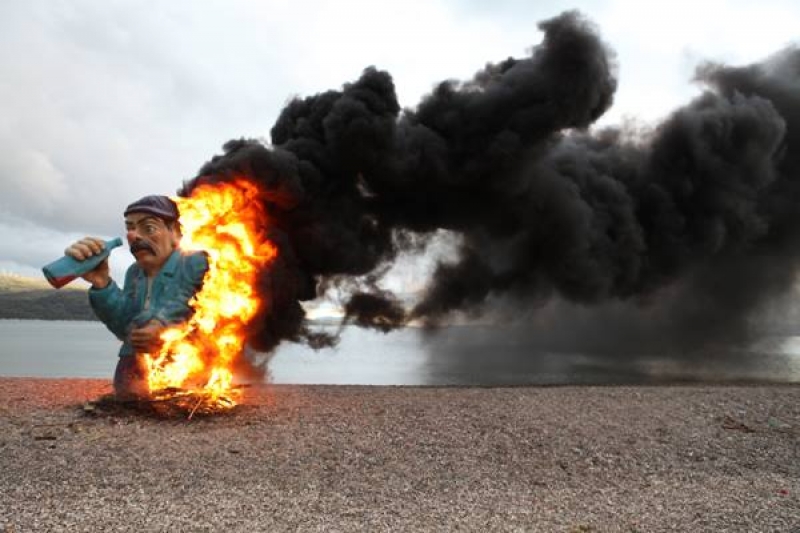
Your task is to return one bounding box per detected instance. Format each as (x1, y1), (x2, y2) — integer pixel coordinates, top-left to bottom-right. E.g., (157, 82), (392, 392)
(0, 0), (797, 283)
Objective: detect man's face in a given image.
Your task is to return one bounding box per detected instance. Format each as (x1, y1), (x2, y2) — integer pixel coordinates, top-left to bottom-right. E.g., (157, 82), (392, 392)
(124, 213), (180, 274)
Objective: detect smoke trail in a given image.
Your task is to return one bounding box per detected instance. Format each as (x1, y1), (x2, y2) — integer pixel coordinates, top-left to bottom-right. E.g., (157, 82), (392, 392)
(180, 11), (800, 361)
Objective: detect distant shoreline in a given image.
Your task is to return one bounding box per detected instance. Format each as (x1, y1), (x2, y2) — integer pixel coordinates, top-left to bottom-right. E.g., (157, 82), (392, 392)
(0, 273), (95, 320)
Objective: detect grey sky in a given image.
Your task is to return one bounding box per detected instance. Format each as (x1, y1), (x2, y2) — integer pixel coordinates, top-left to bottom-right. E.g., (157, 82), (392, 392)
(0, 0), (797, 284)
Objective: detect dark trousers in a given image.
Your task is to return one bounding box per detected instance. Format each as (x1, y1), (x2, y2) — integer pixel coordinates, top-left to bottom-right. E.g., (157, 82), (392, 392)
(113, 355), (150, 400)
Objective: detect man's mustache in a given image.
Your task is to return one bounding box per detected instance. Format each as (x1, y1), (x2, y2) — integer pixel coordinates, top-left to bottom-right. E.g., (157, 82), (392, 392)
(130, 240), (156, 255)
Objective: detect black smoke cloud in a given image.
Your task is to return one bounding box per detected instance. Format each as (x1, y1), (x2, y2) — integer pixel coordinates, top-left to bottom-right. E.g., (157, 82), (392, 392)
(179, 11), (800, 361)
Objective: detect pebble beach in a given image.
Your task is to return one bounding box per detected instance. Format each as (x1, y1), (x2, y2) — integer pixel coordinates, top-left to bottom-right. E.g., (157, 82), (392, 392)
(1, 378), (798, 532)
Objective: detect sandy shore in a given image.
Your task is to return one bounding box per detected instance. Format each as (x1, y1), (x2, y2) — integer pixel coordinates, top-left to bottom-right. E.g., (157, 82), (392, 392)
(0, 378), (798, 532)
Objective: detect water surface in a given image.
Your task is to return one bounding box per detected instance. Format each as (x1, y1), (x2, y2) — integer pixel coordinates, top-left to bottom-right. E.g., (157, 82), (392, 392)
(1, 320), (799, 385)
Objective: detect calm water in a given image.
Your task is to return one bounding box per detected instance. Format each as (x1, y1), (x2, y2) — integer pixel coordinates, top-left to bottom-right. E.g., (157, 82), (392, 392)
(1, 320), (800, 385)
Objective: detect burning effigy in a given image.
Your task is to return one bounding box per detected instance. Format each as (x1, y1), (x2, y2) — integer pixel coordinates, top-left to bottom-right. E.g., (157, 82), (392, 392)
(76, 178), (278, 418)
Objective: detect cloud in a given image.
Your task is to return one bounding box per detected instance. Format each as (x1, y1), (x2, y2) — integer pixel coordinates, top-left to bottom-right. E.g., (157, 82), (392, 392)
(594, 0), (800, 123)
(0, 1), (303, 235)
(0, 0), (798, 281)
(0, 147), (68, 217)
(0, 0), (531, 272)
(0, 216), (132, 282)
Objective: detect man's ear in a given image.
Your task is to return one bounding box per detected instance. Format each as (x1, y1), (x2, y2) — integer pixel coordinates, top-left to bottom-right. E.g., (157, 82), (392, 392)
(170, 224), (182, 247)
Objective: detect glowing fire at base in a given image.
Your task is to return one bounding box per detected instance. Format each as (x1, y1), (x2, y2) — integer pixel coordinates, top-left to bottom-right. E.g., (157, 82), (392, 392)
(144, 178), (277, 415)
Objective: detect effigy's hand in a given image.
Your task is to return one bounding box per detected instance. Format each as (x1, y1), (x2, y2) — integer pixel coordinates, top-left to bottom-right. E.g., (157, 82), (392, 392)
(65, 237), (106, 260)
(130, 320), (166, 353)
(65, 237), (111, 288)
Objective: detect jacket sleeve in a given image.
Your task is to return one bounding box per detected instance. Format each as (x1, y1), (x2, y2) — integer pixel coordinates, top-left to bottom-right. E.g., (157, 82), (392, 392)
(151, 251), (209, 326)
(88, 266), (138, 340)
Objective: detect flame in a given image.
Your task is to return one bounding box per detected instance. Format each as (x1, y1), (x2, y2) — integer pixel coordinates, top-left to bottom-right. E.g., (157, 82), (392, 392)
(144, 178), (276, 414)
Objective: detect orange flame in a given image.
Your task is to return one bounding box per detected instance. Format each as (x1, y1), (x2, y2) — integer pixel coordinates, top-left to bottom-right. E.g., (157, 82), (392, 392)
(144, 178), (276, 410)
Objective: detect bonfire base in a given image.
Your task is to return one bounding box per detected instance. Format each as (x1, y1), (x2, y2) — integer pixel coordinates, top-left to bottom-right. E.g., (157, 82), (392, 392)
(84, 387), (242, 419)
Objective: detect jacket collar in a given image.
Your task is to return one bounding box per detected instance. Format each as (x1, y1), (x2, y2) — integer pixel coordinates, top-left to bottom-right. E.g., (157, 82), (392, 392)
(159, 249), (181, 278)
(135, 249), (181, 280)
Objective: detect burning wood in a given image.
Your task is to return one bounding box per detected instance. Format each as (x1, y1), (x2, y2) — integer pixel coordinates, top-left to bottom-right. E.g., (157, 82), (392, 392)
(85, 386), (246, 419)
(150, 387), (242, 419)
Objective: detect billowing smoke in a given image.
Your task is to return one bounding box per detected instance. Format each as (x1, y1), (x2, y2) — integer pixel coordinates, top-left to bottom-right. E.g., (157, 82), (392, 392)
(179, 11), (800, 361)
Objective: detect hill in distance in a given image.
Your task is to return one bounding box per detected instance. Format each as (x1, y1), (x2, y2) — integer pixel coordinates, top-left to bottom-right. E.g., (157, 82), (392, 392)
(0, 273), (95, 321)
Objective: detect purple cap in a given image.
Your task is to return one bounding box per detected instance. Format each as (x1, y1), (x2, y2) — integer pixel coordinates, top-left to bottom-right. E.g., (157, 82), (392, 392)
(123, 195), (179, 221)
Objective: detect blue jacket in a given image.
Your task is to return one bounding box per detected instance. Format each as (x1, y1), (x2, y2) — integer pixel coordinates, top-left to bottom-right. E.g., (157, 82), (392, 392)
(89, 249), (209, 357)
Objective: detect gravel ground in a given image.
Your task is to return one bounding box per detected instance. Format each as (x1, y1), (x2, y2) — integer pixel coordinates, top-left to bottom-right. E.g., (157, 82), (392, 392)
(0, 378), (799, 532)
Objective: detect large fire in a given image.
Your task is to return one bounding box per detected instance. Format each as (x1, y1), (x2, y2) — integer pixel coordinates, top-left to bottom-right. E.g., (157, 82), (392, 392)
(143, 178), (276, 416)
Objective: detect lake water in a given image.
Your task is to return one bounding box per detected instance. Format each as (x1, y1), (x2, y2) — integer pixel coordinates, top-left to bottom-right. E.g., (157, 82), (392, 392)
(1, 320), (800, 385)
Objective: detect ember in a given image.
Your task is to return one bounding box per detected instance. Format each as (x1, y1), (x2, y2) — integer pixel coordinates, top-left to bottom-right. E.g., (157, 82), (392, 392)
(143, 178), (277, 416)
